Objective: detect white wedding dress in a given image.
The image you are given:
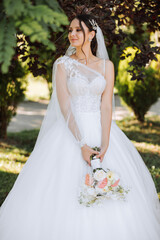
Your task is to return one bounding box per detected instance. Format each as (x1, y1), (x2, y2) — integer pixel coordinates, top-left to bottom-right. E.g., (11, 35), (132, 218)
(0, 55), (160, 240)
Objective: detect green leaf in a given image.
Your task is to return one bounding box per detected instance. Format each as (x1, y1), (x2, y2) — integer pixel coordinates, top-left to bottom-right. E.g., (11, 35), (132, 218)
(0, 18), (16, 73)
(43, 0), (62, 12)
(16, 18), (48, 41)
(27, 4), (68, 25)
(4, 0), (25, 17)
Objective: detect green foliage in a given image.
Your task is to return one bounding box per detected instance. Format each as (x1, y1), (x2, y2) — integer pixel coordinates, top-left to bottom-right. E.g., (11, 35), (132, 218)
(0, 0), (69, 73)
(0, 18), (17, 73)
(60, 0), (160, 81)
(4, 0), (25, 17)
(0, 60), (27, 138)
(116, 47), (160, 122)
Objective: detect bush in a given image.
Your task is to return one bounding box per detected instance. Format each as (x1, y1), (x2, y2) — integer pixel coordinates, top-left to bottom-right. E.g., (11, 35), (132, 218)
(116, 47), (160, 122)
(0, 60), (27, 138)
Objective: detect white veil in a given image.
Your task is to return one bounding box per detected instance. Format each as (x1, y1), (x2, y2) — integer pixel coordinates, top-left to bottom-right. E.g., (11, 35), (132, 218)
(34, 22), (116, 149)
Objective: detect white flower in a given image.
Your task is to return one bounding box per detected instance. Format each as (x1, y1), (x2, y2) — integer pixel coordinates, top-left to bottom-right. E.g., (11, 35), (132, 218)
(93, 169), (107, 181)
(106, 171), (115, 181)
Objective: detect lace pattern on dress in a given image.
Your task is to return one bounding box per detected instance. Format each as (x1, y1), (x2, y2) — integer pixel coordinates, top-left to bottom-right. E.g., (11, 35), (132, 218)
(55, 56), (106, 113)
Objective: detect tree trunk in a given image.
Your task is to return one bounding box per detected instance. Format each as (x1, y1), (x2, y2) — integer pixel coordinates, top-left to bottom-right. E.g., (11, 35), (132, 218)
(0, 107), (8, 139)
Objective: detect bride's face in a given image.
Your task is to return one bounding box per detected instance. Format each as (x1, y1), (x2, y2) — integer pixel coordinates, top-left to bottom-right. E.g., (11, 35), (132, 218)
(68, 18), (93, 47)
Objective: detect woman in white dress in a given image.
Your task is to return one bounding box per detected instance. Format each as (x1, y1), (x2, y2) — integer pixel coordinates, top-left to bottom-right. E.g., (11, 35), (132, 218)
(0, 13), (160, 240)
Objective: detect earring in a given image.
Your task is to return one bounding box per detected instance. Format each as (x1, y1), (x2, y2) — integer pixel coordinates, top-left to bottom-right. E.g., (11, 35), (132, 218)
(88, 38), (92, 42)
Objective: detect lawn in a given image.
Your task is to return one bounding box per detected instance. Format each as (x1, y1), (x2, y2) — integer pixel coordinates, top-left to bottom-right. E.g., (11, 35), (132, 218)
(0, 116), (160, 206)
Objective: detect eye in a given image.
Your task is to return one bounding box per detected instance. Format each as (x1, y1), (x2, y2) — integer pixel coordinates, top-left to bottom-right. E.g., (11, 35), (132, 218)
(68, 29), (81, 32)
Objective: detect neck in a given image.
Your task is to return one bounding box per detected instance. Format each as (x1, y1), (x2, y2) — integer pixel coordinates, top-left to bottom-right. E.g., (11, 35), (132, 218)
(75, 46), (95, 63)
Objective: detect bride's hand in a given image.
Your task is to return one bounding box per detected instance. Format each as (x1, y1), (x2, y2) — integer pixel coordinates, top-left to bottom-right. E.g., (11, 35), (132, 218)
(96, 145), (108, 163)
(81, 144), (99, 166)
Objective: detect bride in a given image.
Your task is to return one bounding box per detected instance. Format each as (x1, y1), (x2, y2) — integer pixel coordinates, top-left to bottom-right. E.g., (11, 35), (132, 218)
(0, 13), (160, 240)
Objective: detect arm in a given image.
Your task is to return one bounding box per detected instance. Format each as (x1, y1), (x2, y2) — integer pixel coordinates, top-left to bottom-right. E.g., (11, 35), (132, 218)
(55, 61), (85, 147)
(55, 61), (99, 164)
(96, 60), (115, 161)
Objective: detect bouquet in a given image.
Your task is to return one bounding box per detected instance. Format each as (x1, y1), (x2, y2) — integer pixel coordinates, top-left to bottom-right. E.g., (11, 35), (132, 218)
(78, 147), (131, 207)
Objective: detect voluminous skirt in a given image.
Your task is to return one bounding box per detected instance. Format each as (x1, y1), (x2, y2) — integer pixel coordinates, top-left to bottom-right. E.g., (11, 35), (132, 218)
(0, 111), (160, 240)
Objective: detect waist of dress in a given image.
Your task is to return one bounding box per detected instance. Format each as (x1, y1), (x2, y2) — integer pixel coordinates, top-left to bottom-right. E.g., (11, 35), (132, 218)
(74, 109), (101, 114)
(74, 110), (101, 120)
(71, 96), (101, 113)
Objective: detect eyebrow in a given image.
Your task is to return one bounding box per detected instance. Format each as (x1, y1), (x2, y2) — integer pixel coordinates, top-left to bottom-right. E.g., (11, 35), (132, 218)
(68, 26), (81, 29)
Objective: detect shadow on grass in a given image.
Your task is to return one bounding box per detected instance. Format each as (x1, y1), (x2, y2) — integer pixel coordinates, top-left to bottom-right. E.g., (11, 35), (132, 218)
(0, 170), (18, 206)
(116, 116), (160, 145)
(5, 128), (40, 153)
(138, 152), (160, 168)
(121, 130), (160, 145)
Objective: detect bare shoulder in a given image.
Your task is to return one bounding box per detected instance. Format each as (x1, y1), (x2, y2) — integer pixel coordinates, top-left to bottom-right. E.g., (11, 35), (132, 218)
(104, 59), (114, 85)
(105, 59), (114, 69)
(104, 60), (114, 78)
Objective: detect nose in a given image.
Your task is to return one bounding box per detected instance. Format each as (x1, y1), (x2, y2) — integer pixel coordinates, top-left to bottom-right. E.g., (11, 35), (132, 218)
(70, 30), (76, 37)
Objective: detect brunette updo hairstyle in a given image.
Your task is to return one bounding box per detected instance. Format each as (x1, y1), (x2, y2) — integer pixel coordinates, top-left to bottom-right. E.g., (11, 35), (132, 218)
(71, 14), (98, 59)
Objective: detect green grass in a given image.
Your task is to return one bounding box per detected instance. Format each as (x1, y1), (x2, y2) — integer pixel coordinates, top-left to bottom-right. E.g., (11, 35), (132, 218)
(0, 129), (39, 205)
(116, 115), (160, 197)
(0, 116), (160, 206)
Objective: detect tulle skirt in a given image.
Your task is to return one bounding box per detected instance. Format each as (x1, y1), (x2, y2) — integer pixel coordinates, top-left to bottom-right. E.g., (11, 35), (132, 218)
(0, 111), (160, 240)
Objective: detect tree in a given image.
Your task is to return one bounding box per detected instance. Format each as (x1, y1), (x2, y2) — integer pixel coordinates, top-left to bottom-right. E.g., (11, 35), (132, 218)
(0, 60), (27, 138)
(0, 0), (69, 74)
(0, 0), (69, 138)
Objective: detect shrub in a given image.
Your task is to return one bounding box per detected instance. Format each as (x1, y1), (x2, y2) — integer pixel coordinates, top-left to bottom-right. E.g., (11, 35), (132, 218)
(116, 47), (160, 122)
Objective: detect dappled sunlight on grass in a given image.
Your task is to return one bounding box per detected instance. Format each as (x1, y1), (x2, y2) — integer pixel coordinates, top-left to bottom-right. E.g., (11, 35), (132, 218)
(133, 141), (160, 163)
(0, 142), (27, 174)
(116, 115), (160, 200)
(116, 115), (160, 145)
(0, 140), (30, 205)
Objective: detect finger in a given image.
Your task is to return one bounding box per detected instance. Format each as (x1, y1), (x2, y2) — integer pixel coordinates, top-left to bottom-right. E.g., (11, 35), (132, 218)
(96, 153), (102, 158)
(99, 154), (104, 160)
(92, 150), (100, 154)
(87, 159), (91, 166)
(100, 157), (103, 162)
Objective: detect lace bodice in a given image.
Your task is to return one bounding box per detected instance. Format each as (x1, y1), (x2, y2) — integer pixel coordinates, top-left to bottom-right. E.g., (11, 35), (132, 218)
(56, 55), (106, 113)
